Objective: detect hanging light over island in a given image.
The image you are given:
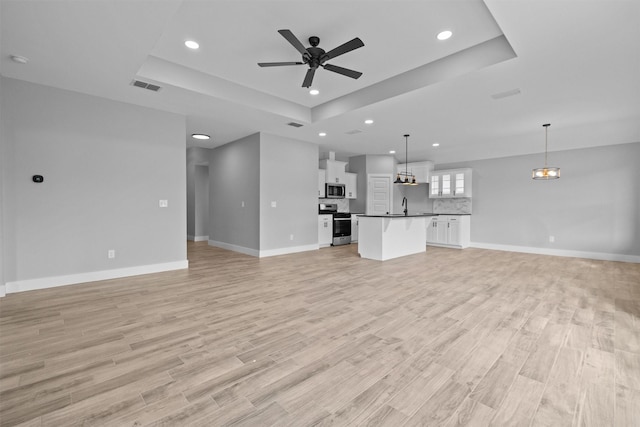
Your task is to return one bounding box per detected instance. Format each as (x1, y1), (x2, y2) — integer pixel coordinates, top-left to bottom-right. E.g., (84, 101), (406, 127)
(395, 134), (418, 185)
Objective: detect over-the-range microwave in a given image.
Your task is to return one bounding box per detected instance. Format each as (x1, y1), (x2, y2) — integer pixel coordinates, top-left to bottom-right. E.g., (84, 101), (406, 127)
(325, 183), (345, 198)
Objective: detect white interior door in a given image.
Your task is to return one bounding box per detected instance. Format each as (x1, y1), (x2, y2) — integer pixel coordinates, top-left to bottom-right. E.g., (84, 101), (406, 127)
(367, 174), (392, 215)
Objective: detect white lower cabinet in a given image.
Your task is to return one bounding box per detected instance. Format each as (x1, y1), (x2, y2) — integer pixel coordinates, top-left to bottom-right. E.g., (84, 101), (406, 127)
(351, 214), (359, 242)
(426, 215), (470, 248)
(318, 214), (333, 247)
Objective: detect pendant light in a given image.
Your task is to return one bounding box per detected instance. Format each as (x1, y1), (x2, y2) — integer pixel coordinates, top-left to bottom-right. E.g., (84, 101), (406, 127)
(532, 123), (560, 180)
(395, 134), (418, 185)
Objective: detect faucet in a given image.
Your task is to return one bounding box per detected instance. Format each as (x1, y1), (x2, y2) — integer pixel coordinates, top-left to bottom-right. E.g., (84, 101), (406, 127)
(402, 197), (408, 216)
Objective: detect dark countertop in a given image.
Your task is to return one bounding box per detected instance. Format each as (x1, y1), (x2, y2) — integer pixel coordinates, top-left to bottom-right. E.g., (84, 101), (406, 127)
(358, 213), (439, 218)
(357, 213), (471, 217)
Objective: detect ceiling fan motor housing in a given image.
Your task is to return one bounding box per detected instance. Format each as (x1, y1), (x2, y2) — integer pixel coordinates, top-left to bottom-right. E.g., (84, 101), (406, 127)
(306, 45), (326, 68)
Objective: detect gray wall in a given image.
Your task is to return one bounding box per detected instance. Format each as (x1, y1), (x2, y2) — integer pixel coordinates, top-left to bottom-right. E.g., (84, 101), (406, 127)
(209, 132), (318, 255)
(440, 142), (640, 257)
(209, 133), (261, 251)
(394, 184), (432, 215)
(1, 77), (187, 285)
(260, 133), (318, 251)
(187, 147), (210, 240)
(0, 75), (7, 294)
(347, 155), (367, 214)
(195, 165), (209, 238)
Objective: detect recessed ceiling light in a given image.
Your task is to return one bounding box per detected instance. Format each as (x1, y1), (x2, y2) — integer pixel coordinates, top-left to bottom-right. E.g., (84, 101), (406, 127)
(437, 30), (453, 41)
(309, 89), (320, 95)
(319, 132), (327, 137)
(389, 150), (396, 154)
(364, 119), (374, 125)
(192, 134), (210, 140)
(185, 40), (199, 49)
(432, 143), (440, 147)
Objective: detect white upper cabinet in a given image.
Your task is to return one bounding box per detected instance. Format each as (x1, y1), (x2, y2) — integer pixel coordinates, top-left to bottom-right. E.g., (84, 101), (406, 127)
(345, 172), (357, 199)
(318, 169), (326, 197)
(397, 161), (433, 184)
(319, 159), (347, 184)
(430, 168), (472, 198)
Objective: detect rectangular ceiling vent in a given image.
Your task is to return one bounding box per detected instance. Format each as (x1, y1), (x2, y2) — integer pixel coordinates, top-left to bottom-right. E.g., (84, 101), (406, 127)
(345, 129), (363, 135)
(131, 80), (162, 92)
(491, 88), (521, 100)
(287, 122), (303, 128)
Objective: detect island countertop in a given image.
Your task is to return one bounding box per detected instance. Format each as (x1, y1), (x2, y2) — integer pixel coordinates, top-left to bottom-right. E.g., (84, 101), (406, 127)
(357, 213), (470, 217)
(357, 213), (439, 218)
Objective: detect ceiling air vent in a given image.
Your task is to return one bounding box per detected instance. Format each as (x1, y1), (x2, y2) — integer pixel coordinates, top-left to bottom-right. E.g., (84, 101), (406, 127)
(287, 122), (303, 128)
(345, 129), (363, 135)
(131, 80), (162, 92)
(491, 88), (521, 100)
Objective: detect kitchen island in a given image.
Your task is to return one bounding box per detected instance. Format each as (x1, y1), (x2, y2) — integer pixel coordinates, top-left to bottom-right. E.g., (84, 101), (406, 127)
(357, 214), (437, 261)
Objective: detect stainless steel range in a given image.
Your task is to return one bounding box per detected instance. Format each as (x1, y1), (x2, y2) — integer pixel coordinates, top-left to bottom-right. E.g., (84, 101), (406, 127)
(319, 203), (351, 246)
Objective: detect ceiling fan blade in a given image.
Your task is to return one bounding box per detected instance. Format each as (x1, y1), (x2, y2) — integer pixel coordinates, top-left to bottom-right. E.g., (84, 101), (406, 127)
(302, 68), (316, 88)
(278, 29), (308, 55)
(258, 62), (304, 67)
(323, 37), (364, 61)
(322, 64), (362, 79)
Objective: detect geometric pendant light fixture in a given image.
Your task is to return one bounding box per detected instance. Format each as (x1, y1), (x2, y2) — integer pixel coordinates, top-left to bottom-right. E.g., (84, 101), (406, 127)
(532, 123), (560, 180)
(394, 134), (418, 185)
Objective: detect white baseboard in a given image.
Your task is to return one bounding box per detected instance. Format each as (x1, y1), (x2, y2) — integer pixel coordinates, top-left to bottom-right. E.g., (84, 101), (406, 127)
(187, 235), (209, 242)
(209, 240), (260, 257)
(209, 240), (319, 258)
(258, 244), (319, 258)
(470, 242), (640, 263)
(4, 260), (189, 295)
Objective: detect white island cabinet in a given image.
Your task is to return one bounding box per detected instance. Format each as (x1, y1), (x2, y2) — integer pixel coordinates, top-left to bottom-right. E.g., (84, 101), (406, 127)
(358, 215), (433, 261)
(426, 215), (470, 248)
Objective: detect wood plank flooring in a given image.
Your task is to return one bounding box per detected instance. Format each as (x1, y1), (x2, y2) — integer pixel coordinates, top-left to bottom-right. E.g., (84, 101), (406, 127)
(1, 242), (639, 426)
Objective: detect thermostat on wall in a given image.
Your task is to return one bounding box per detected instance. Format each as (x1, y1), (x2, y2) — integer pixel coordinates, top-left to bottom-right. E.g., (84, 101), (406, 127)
(32, 175), (44, 183)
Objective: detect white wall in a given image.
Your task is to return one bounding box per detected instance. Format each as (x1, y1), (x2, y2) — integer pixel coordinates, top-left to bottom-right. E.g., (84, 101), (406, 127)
(1, 78), (188, 294)
(440, 142), (640, 261)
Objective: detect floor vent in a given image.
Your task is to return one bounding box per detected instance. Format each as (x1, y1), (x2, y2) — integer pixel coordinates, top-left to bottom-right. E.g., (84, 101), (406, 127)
(287, 122), (304, 128)
(131, 80), (162, 92)
(345, 129), (363, 135)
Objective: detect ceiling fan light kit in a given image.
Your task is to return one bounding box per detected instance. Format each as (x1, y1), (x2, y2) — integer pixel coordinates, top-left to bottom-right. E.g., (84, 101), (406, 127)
(258, 29), (364, 88)
(532, 123), (560, 180)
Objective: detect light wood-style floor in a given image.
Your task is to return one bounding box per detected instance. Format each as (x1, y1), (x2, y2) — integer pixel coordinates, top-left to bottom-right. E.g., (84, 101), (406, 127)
(1, 242), (639, 426)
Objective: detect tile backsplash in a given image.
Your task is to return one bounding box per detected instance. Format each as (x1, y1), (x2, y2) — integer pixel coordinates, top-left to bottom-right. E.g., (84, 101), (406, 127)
(433, 198), (472, 214)
(318, 198), (350, 212)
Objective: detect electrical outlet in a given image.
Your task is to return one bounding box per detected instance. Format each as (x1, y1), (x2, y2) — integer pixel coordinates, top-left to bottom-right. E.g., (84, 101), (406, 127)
(159, 200), (168, 208)
(108, 249), (115, 259)
(290, 234), (294, 241)
(241, 201), (245, 207)
(549, 236), (555, 243)
(271, 201), (277, 208)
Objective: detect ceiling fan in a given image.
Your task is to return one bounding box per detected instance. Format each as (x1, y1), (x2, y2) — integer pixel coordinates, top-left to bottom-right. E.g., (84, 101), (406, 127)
(258, 29), (364, 88)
